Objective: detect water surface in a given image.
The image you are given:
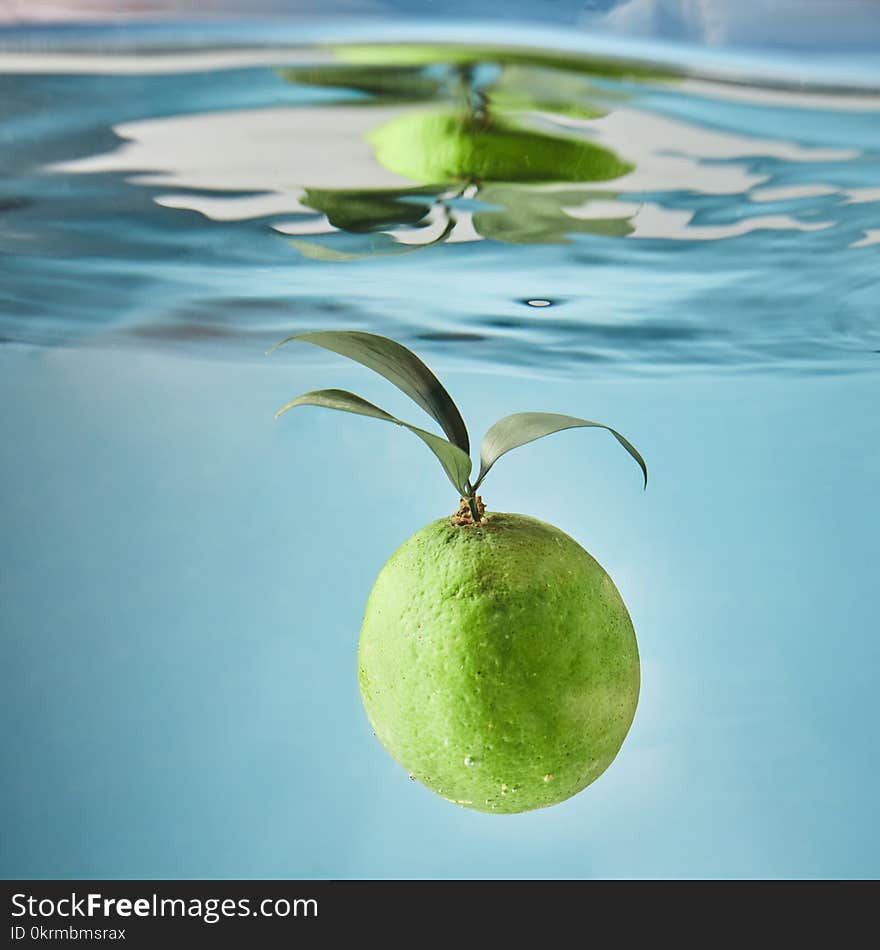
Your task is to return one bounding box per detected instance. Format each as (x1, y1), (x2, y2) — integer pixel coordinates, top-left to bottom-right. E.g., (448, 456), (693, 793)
(1, 25), (878, 879)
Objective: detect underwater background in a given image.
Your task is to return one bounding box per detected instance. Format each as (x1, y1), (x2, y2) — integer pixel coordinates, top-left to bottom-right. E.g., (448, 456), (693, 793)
(1, 2), (879, 878)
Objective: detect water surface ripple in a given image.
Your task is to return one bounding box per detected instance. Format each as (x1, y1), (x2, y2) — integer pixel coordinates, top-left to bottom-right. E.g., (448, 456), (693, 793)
(1, 37), (878, 375)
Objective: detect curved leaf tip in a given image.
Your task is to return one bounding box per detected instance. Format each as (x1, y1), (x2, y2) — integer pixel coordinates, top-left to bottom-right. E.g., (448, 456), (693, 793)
(475, 411), (647, 490)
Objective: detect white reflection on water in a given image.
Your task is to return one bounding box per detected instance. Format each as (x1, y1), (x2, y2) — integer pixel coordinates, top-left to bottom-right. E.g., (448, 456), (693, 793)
(48, 81), (866, 245)
(850, 229), (880, 247)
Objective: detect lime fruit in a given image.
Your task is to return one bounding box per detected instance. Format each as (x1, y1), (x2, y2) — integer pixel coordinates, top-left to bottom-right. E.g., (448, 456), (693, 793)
(358, 511), (640, 814)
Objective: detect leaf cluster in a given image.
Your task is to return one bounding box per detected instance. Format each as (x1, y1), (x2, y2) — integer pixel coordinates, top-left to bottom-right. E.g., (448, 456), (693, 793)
(271, 331), (646, 515)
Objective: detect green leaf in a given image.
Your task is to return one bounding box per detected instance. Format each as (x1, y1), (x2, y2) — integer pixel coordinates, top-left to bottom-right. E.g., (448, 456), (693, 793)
(333, 43), (676, 83)
(486, 64), (608, 120)
(475, 411), (647, 490)
(475, 185), (635, 245)
(288, 237), (421, 262)
(268, 330), (470, 454)
(275, 389), (473, 496)
(301, 188), (437, 233)
(277, 64), (444, 102)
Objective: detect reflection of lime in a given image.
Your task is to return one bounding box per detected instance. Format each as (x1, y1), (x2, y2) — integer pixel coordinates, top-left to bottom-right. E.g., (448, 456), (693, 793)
(368, 108), (632, 185)
(358, 513), (640, 814)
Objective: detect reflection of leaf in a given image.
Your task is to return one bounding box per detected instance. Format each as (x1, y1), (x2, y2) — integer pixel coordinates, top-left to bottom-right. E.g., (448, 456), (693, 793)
(277, 65), (444, 101)
(489, 92), (605, 121)
(289, 235), (422, 262)
(275, 388), (472, 495)
(288, 239), (369, 262)
(289, 184), (635, 254)
(369, 109), (633, 185)
(302, 188), (437, 233)
(487, 65), (607, 120)
(474, 186), (635, 244)
(335, 43), (675, 82)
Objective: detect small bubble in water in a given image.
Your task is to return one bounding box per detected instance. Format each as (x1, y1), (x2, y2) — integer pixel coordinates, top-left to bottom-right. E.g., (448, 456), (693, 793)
(464, 755), (475, 767)
(523, 299), (553, 308)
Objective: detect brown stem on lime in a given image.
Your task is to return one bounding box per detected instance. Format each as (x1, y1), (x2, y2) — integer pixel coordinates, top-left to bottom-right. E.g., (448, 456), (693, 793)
(452, 495), (486, 526)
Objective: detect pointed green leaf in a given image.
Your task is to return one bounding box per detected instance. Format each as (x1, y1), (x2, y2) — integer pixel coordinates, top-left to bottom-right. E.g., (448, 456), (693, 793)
(302, 188), (436, 234)
(288, 237), (420, 262)
(268, 330), (470, 454)
(275, 388), (472, 496)
(475, 411), (647, 490)
(277, 64), (443, 101)
(475, 185), (635, 244)
(486, 64), (608, 120)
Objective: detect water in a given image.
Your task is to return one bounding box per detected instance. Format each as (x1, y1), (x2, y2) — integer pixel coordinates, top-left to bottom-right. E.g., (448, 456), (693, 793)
(1, 21), (879, 879)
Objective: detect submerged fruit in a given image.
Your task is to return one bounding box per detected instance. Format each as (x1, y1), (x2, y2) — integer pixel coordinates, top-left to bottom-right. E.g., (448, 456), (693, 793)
(272, 329), (647, 812)
(358, 512), (639, 814)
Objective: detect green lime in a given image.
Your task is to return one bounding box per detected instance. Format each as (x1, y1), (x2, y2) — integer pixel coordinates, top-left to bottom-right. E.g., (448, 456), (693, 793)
(272, 330), (648, 813)
(358, 512), (640, 814)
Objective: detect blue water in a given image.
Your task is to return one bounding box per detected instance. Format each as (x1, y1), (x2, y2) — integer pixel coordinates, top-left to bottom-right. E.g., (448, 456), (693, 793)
(1, 21), (879, 879)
